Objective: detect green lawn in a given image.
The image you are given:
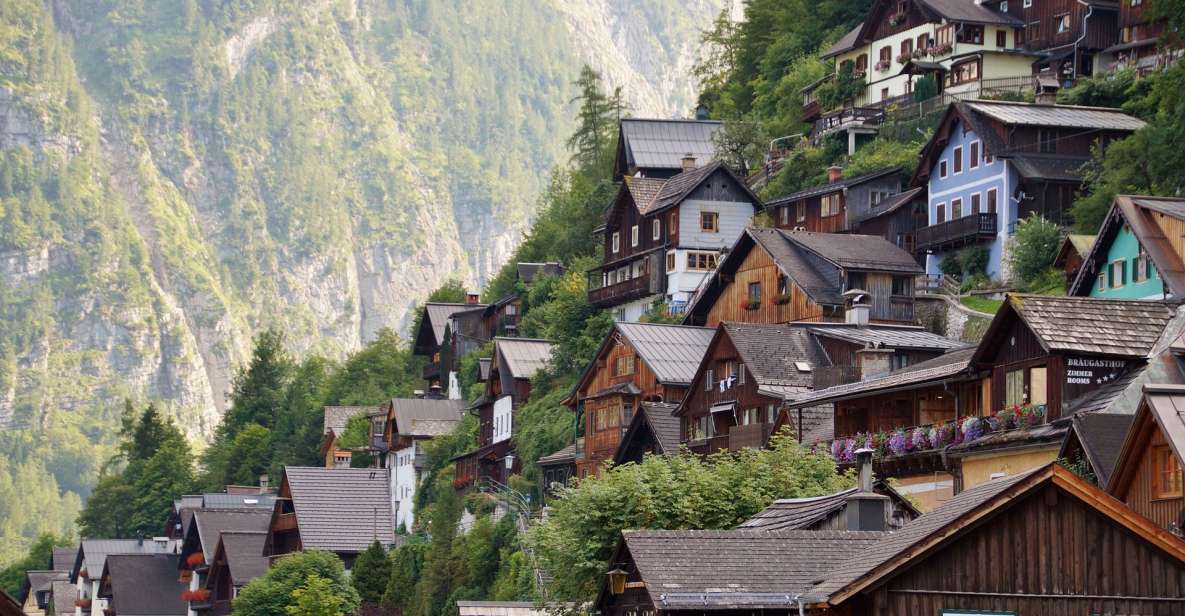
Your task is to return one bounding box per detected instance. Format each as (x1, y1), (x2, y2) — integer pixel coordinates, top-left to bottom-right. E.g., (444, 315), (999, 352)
(961, 296), (1003, 314)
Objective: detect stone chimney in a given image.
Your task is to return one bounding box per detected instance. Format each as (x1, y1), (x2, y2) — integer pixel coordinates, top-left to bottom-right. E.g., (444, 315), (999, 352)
(259, 474), (270, 491)
(843, 289), (871, 327)
(466, 292), (481, 304)
(857, 346), (895, 379)
(845, 448), (890, 532)
(427, 384), (444, 399)
(828, 165), (844, 183)
(682, 154), (697, 173)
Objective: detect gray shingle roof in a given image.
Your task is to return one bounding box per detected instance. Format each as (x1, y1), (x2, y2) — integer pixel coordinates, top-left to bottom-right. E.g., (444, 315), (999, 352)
(639, 402), (681, 454)
(640, 161), (753, 216)
(783, 231), (924, 275)
(736, 491), (860, 531)
(786, 347), (975, 408)
(214, 531), (269, 587)
(619, 119), (722, 171)
(766, 168), (901, 205)
(821, 25), (862, 58)
(323, 406), (376, 435)
(1000, 294), (1178, 358)
(424, 303), (482, 347)
(192, 509), (271, 561)
(78, 539), (174, 581)
(495, 338), (554, 380)
(747, 228), (844, 306)
(622, 529), (884, 608)
(516, 262), (564, 284)
(50, 581), (77, 616)
(722, 322), (828, 396)
(536, 442), (579, 466)
(805, 468), (1045, 602)
(25, 571), (67, 597)
(963, 100), (1148, 131)
(615, 322), (715, 385)
(1065, 412), (1134, 486)
(805, 325), (967, 351)
(103, 554), (186, 616)
(622, 176), (665, 211)
(917, 0), (1024, 25)
(854, 186), (925, 223)
(52, 548), (76, 573)
(389, 398), (465, 437)
(283, 467), (395, 553)
(201, 493), (275, 509)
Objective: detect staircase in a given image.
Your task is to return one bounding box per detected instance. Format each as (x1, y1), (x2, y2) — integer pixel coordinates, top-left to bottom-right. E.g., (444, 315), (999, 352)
(476, 478), (553, 597)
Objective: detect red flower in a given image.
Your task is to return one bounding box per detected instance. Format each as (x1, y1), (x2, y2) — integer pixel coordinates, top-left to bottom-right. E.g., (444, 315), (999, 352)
(185, 552), (205, 568)
(181, 590), (210, 602)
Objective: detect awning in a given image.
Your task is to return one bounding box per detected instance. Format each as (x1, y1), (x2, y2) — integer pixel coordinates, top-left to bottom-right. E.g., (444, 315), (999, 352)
(898, 60), (948, 75)
(709, 401), (737, 414)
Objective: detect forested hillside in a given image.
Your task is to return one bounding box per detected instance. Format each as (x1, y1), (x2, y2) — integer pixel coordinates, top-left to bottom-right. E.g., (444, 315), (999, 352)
(0, 0), (724, 566)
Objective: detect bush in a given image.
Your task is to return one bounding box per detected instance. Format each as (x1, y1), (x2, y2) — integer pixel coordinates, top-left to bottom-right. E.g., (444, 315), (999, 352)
(958, 273), (989, 294)
(958, 246), (989, 278)
(233, 551), (359, 616)
(1008, 215), (1062, 285)
(940, 254), (962, 278)
(1026, 267), (1067, 296)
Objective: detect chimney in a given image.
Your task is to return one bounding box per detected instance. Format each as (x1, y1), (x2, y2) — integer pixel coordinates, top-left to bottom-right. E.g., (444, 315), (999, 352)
(857, 346), (895, 379)
(259, 474), (269, 491)
(427, 384), (444, 399)
(466, 293), (480, 305)
(843, 289), (871, 327)
(845, 448), (890, 532)
(413, 389), (425, 399)
(696, 104), (710, 121)
(681, 154), (697, 173)
(828, 165), (843, 183)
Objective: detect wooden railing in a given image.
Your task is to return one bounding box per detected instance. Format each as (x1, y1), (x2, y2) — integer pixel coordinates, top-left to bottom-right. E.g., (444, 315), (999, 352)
(728, 423), (773, 452)
(274, 512), (297, 532)
(588, 274), (651, 306)
(813, 365), (863, 390)
(587, 255), (664, 307)
(814, 106), (884, 137)
(916, 213), (997, 252)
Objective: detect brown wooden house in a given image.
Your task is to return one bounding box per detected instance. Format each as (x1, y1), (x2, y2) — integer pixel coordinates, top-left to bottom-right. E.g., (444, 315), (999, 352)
(1105, 0), (1174, 72)
(684, 228), (924, 328)
(1108, 384), (1185, 533)
(613, 118), (722, 180)
(414, 300), (484, 389)
(978, 0), (1120, 79)
(767, 167), (904, 235)
(564, 322), (714, 477)
(848, 186), (928, 253)
(452, 338), (553, 489)
(204, 531), (267, 614)
(613, 402), (681, 466)
(597, 464), (1185, 616)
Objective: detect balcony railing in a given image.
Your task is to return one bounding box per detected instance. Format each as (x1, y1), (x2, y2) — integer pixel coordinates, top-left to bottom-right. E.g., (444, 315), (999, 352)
(814, 107), (884, 138)
(915, 213), (997, 252)
(813, 366), (863, 390)
(587, 253), (665, 308)
(728, 423), (773, 452)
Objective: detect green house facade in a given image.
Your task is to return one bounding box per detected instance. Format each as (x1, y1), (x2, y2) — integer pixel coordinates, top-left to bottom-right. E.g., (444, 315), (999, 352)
(1070, 196), (1185, 301)
(1088, 225), (1164, 299)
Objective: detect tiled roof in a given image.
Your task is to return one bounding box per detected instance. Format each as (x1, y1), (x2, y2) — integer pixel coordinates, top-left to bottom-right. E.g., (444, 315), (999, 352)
(722, 322), (827, 392)
(1065, 412), (1134, 486)
(783, 231), (924, 275)
(747, 228), (842, 306)
(804, 325), (966, 351)
(79, 539), (174, 581)
(1002, 294), (1178, 357)
(805, 468), (1044, 602)
(917, 0), (1023, 25)
(619, 119), (722, 171)
(424, 303), (481, 347)
(215, 531), (269, 586)
(536, 442), (579, 466)
(103, 554), (186, 616)
(622, 176), (665, 211)
(192, 509), (271, 561)
(622, 529), (884, 608)
(50, 581), (77, 616)
(787, 347), (975, 408)
(495, 338), (554, 380)
(766, 168), (901, 205)
(963, 100), (1148, 131)
(323, 406), (376, 435)
(641, 161), (741, 216)
(736, 491), (858, 531)
(389, 398), (465, 437)
(821, 25), (861, 58)
(639, 402), (681, 454)
(854, 186), (925, 223)
(284, 467), (395, 553)
(202, 493), (275, 509)
(52, 547), (76, 572)
(616, 322), (715, 385)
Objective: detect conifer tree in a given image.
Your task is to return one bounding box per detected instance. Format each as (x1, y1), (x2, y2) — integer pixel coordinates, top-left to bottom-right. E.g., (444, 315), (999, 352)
(351, 540), (392, 604)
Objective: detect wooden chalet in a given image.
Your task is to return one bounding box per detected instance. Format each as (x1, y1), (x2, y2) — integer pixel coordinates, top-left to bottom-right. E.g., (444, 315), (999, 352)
(767, 167), (904, 235)
(1053, 233), (1095, 285)
(598, 464), (1185, 616)
(452, 338), (553, 489)
(1069, 195), (1185, 301)
(564, 322), (714, 477)
(613, 118), (722, 180)
(203, 531), (267, 615)
(980, 0), (1120, 80)
(414, 300), (484, 388)
(914, 101), (1145, 279)
(263, 466), (395, 570)
(1105, 0), (1175, 73)
(177, 509), (269, 613)
(379, 397), (465, 529)
(536, 441), (578, 495)
(97, 554), (186, 616)
(1108, 384), (1185, 533)
(847, 186), (928, 253)
(1059, 411), (1134, 487)
(613, 402), (681, 466)
(684, 227), (924, 328)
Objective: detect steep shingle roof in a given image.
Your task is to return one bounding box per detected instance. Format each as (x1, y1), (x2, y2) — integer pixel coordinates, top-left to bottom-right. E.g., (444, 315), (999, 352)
(963, 100), (1148, 131)
(103, 554), (186, 616)
(424, 303), (482, 347)
(536, 442), (579, 466)
(323, 406), (375, 435)
(215, 531), (269, 586)
(615, 322), (715, 385)
(78, 540), (174, 581)
(1071, 196), (1185, 297)
(747, 228), (843, 306)
(516, 262), (564, 284)
(52, 548), (76, 573)
(495, 338), (554, 380)
(283, 467), (395, 553)
(736, 491), (858, 531)
(618, 119), (722, 172)
(389, 398), (465, 437)
(854, 186), (925, 223)
(805, 325), (966, 351)
(821, 25), (862, 58)
(1064, 412), (1134, 486)
(192, 509), (271, 561)
(917, 0), (1023, 25)
(783, 231), (924, 274)
(201, 493), (275, 509)
(786, 347), (975, 408)
(638, 403), (681, 454)
(622, 176), (665, 211)
(992, 295), (1178, 358)
(621, 529), (884, 608)
(640, 161), (735, 215)
(721, 322), (827, 397)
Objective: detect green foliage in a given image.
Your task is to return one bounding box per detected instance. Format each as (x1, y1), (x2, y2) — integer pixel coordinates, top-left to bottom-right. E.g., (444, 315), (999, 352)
(529, 434), (852, 601)
(1025, 268), (1067, 296)
(1008, 216), (1062, 285)
(352, 541), (393, 605)
(1057, 456), (1097, 486)
(913, 76), (938, 102)
(518, 267), (613, 376)
(383, 542), (427, 610)
(841, 137), (924, 179)
(958, 247), (990, 278)
(0, 534), (72, 597)
(940, 254), (962, 278)
(568, 66), (626, 177)
(234, 551), (359, 616)
(712, 119), (767, 175)
(337, 415), (372, 450)
(816, 62), (865, 111)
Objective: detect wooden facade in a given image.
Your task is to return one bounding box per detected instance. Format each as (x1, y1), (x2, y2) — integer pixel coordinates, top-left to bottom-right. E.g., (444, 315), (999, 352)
(1108, 386), (1185, 534)
(678, 332), (784, 454)
(702, 245), (832, 327)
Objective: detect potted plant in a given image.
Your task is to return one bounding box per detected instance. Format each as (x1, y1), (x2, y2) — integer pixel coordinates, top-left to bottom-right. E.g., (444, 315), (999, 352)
(774, 291), (792, 305)
(896, 52), (912, 64)
(874, 59), (891, 71)
(740, 299), (760, 311)
(185, 552), (205, 568)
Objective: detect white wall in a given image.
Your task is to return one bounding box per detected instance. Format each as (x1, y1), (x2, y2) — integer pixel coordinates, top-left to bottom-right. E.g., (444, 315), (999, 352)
(492, 395), (513, 444)
(392, 443), (418, 529)
(678, 200), (751, 250)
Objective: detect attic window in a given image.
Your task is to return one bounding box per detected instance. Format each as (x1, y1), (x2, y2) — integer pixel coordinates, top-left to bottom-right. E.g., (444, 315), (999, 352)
(794, 362), (812, 373)
(243, 499), (258, 505)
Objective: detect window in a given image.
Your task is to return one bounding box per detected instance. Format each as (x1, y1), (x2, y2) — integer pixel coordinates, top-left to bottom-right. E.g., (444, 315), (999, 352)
(953, 146), (963, 174)
(952, 198), (963, 219)
(1015, 26), (1025, 45)
(780, 205), (790, 225)
(847, 272), (867, 291)
(1038, 128), (1056, 153)
(891, 275), (912, 296)
(704, 369), (714, 392)
(777, 274), (789, 296)
(856, 53), (868, 72)
(1005, 368), (1025, 406)
(797, 203), (806, 222)
(891, 354), (911, 370)
(1134, 244), (1149, 283)
(900, 39), (913, 57)
(881, 87), (890, 101)
(701, 211), (719, 232)
(669, 212), (677, 234)
(611, 232), (620, 253)
(747, 281), (762, 304)
(692, 415), (716, 440)
(1097, 272), (1106, 292)
(686, 251), (718, 271)
(738, 366), (746, 386)
(879, 46), (891, 63)
(996, 29), (1007, 47)
(631, 224), (639, 247)
(1029, 366), (1047, 405)
(936, 24), (954, 47)
(939, 159), (948, 178)
(1023, 0), (1032, 6)
(957, 25), (984, 45)
(971, 193), (981, 214)
(821, 193), (841, 217)
(950, 59), (980, 85)
(1027, 20), (1040, 42)
(1055, 13), (1071, 34)
(614, 355), (635, 377)
(936, 202), (946, 223)
(987, 188), (998, 213)
(1108, 259), (1127, 288)
(969, 141), (980, 169)
(652, 218), (661, 241)
(917, 33), (928, 51)
(1154, 445), (1184, 499)
(666, 251), (676, 272)
(740, 407), (760, 425)
(631, 259), (644, 279)
(1132, 0), (1142, 5)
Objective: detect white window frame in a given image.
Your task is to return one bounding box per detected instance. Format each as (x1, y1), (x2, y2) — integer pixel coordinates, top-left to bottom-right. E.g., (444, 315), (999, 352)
(611, 231), (620, 253)
(1110, 259), (1126, 288)
(652, 218), (661, 241)
(953, 146), (963, 175)
(1097, 272), (1105, 292)
(939, 159), (948, 179)
(935, 201), (947, 224)
(1023, 0), (1032, 7)
(952, 197), (963, 219)
(705, 369), (714, 392)
(1001, 1), (1008, 12)
(631, 224), (639, 247)
(666, 250), (677, 273)
(969, 140), (980, 170)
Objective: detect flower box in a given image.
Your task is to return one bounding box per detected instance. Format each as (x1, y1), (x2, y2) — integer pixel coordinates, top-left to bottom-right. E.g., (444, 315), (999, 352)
(181, 590), (210, 603)
(774, 292), (792, 306)
(185, 552), (205, 568)
(874, 60), (891, 71)
(927, 42), (952, 56)
(740, 299), (761, 311)
(896, 53), (912, 64)
(179, 570), (193, 583)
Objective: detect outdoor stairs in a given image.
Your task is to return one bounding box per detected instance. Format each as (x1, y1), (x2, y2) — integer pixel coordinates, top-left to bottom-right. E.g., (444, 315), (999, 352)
(476, 477), (553, 598)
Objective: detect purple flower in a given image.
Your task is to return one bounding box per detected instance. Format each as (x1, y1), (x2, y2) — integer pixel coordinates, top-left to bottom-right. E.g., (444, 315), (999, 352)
(911, 427), (928, 450)
(961, 416), (984, 442)
(887, 430), (909, 456)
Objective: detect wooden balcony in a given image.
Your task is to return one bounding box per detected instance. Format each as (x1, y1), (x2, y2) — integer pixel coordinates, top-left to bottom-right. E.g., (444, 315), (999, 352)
(689, 434), (730, 455)
(587, 254), (665, 308)
(813, 365), (862, 390)
(728, 423), (773, 451)
(273, 512), (298, 532)
(814, 107), (884, 139)
(915, 213), (997, 253)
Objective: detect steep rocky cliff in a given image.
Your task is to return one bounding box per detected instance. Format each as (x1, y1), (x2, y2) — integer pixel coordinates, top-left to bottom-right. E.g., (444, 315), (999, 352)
(0, 0), (723, 562)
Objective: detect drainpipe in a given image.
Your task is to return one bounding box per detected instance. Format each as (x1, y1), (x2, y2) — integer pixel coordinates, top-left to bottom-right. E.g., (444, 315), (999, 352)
(1072, 0), (1094, 79)
(794, 593), (806, 616)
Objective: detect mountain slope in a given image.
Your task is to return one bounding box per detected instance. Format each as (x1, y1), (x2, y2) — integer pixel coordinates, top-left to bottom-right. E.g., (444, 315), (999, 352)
(0, 0), (723, 563)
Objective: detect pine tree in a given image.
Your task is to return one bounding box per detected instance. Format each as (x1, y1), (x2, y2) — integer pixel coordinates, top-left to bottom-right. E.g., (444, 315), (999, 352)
(351, 540), (392, 604)
(566, 66), (623, 177)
